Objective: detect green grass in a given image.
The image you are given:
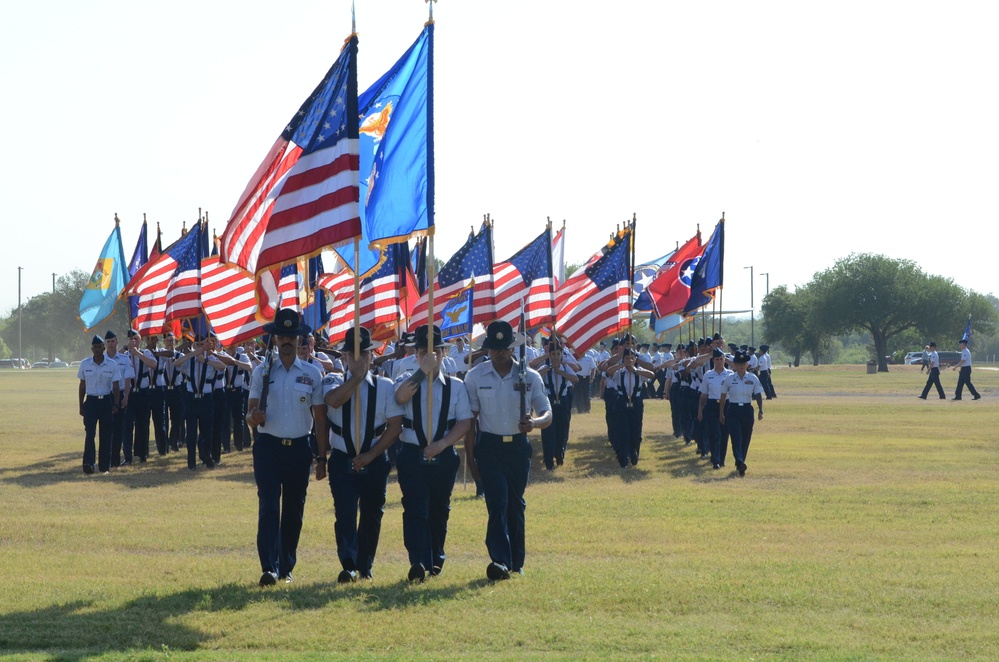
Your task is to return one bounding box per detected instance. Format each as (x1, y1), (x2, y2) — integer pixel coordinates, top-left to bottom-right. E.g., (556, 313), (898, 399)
(0, 365), (997, 660)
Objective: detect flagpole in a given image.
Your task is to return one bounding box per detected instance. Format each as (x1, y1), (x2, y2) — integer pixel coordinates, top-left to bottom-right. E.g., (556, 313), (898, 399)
(628, 213), (636, 343)
(426, 226), (437, 448)
(352, 237), (362, 456)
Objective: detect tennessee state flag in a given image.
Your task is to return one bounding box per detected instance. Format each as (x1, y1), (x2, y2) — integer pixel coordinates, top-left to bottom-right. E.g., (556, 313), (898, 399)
(648, 233), (703, 319)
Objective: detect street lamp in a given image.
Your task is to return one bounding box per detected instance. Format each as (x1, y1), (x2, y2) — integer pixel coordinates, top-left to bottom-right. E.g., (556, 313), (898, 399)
(760, 272), (770, 299)
(744, 265), (754, 347)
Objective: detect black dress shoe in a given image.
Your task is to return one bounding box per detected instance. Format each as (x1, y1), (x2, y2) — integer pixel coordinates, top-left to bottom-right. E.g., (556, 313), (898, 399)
(137, 456), (147, 463)
(952, 397), (962, 400)
(408, 563), (426, 583)
(259, 571), (278, 587)
(917, 395), (927, 399)
(280, 573), (292, 584)
(83, 464), (95, 474)
(973, 395), (981, 400)
(556, 454), (564, 466)
(712, 462), (720, 469)
(737, 462), (747, 477)
(429, 566), (442, 577)
(337, 569), (357, 584)
(486, 562), (511, 581)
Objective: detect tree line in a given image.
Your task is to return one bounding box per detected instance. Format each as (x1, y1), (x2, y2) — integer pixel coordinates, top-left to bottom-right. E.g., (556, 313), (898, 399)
(760, 253), (999, 372)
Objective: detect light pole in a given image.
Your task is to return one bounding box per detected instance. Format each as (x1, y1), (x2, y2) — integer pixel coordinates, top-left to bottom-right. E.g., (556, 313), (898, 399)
(744, 265), (755, 347)
(17, 266), (22, 366)
(760, 272), (770, 298)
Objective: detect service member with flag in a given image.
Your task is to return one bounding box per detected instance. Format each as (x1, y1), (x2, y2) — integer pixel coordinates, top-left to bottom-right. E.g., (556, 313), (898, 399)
(464, 321), (552, 581)
(393, 324), (473, 582)
(247, 309), (327, 586)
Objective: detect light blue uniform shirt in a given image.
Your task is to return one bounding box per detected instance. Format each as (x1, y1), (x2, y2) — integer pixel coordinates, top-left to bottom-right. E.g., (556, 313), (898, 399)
(720, 372), (764, 404)
(464, 360), (550, 435)
(393, 371), (472, 445)
(249, 358), (324, 438)
(699, 368), (734, 400)
(78, 356), (121, 396)
(322, 371), (398, 453)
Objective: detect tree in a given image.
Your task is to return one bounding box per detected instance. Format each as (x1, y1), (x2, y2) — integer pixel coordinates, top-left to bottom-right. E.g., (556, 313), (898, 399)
(0, 269), (132, 362)
(808, 254), (997, 372)
(760, 285), (831, 366)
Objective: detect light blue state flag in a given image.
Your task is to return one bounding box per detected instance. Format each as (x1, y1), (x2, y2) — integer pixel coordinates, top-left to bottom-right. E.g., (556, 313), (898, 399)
(338, 24), (434, 278)
(440, 285), (473, 341)
(80, 222), (129, 330)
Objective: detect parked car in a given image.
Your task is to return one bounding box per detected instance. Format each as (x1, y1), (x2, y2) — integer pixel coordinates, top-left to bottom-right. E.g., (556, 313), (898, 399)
(49, 361), (69, 368)
(907, 350), (961, 366)
(70, 360), (82, 368)
(31, 362), (49, 369)
(0, 359), (14, 369)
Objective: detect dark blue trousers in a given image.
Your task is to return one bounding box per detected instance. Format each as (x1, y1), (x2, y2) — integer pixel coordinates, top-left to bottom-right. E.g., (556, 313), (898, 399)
(229, 389), (250, 450)
(921, 367), (945, 399)
(702, 400), (729, 466)
(150, 388), (168, 455)
(127, 389), (151, 460)
(111, 403), (128, 466)
(83, 396), (113, 472)
(609, 398), (644, 466)
(541, 396), (572, 469)
(254, 433), (313, 578)
(184, 392), (213, 469)
(396, 444), (460, 572)
(165, 387), (184, 449)
(955, 367), (980, 399)
(327, 448), (389, 576)
(726, 403), (756, 465)
(475, 433), (531, 572)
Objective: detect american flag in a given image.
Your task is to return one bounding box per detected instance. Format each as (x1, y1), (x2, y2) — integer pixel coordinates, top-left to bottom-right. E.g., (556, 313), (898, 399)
(220, 36), (360, 276)
(555, 227), (632, 352)
(492, 228), (554, 329)
(127, 223), (203, 334)
(321, 244), (409, 344)
(201, 256), (263, 346)
(409, 224), (495, 328)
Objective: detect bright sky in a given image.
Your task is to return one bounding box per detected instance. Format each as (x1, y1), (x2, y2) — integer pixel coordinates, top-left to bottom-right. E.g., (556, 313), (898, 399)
(2, 1), (997, 319)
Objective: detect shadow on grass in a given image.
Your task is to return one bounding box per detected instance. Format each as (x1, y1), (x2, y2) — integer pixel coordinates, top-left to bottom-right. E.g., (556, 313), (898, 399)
(0, 579), (477, 658)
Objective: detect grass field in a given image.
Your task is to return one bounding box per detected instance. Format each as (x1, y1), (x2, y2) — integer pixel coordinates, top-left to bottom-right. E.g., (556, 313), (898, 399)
(0, 365), (997, 661)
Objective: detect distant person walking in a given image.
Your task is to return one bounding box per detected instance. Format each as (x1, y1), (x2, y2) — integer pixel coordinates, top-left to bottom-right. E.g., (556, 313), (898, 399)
(918, 342), (945, 400)
(951, 338), (981, 401)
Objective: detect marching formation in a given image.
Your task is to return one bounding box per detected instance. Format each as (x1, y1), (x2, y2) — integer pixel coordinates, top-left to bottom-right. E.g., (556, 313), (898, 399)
(78, 311), (775, 586)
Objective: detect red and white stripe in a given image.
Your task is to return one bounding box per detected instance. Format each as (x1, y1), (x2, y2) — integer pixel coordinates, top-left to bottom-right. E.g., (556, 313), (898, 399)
(554, 264), (630, 353)
(322, 270), (404, 344)
(221, 138), (360, 275)
(491, 261), (554, 329)
(201, 257), (263, 346)
(127, 255), (178, 335)
(408, 278), (494, 329)
(164, 266), (201, 322)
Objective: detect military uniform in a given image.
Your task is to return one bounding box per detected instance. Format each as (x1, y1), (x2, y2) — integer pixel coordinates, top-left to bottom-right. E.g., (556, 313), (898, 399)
(465, 321), (551, 579)
(249, 310), (326, 585)
(322, 347), (398, 581)
(78, 336), (121, 473)
(719, 352), (765, 477)
(394, 325), (473, 580)
(103, 331), (135, 467)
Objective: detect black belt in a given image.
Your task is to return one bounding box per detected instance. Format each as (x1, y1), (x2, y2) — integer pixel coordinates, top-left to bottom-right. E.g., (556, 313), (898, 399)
(258, 432), (310, 446)
(401, 417), (456, 431)
(728, 402), (750, 406)
(330, 422), (386, 437)
(87, 394), (110, 400)
(480, 432), (527, 443)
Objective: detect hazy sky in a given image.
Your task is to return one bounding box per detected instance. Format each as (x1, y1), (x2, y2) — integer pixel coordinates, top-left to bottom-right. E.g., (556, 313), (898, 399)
(2, 0), (997, 319)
